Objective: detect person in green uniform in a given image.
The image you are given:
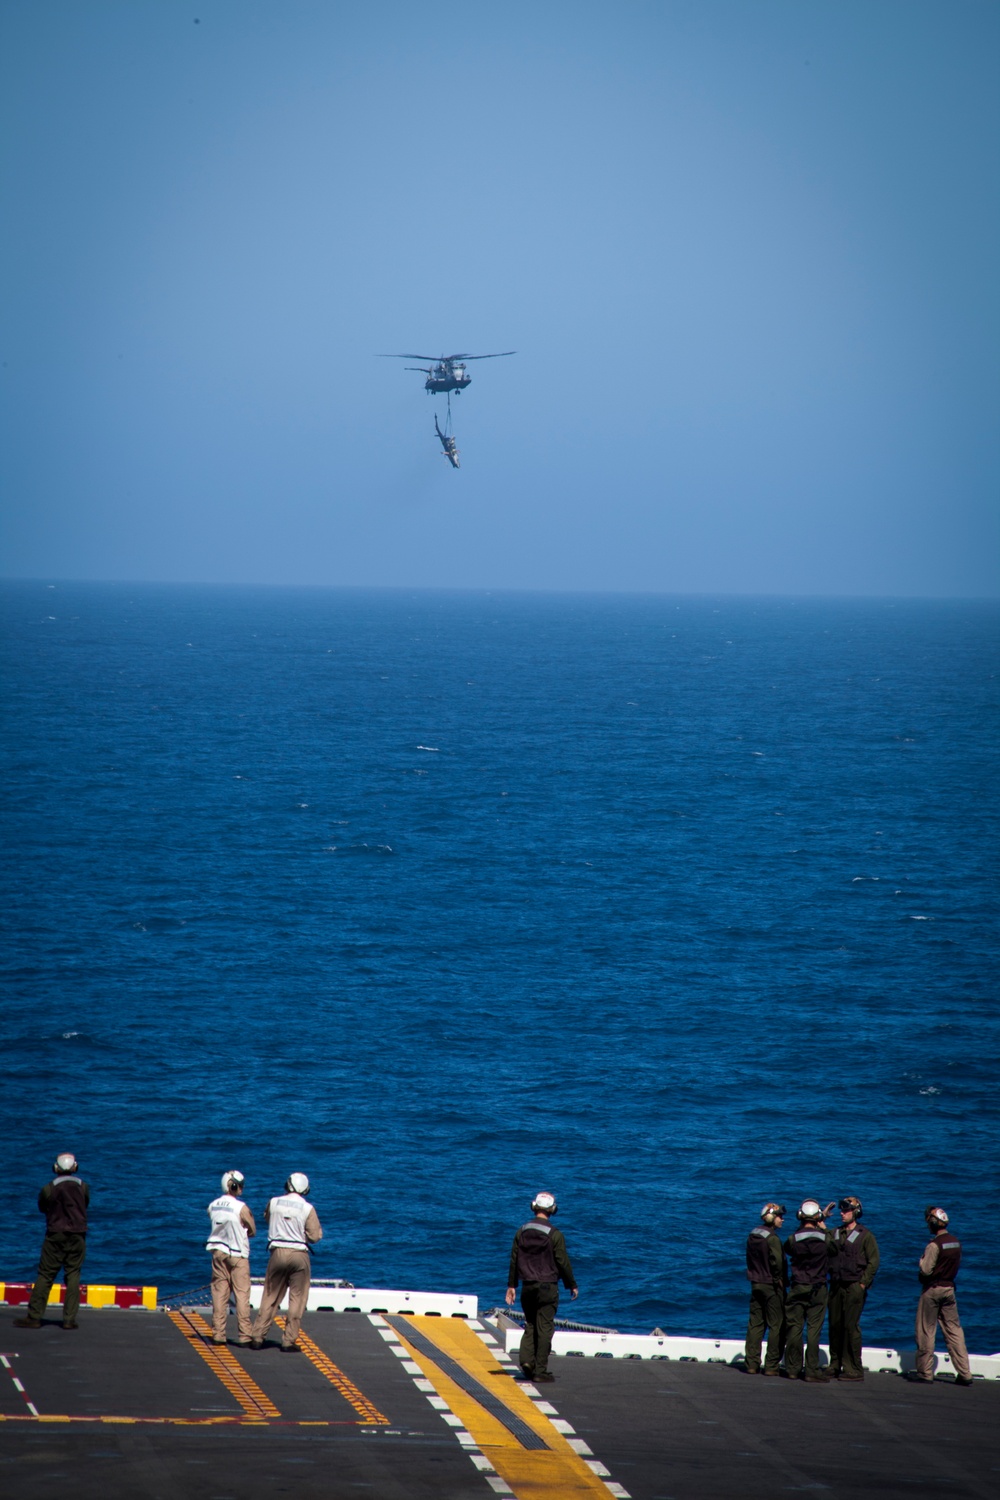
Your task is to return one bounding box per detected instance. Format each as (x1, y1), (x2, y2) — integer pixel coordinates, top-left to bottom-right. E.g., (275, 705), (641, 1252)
(783, 1199), (836, 1381)
(827, 1195), (879, 1381)
(743, 1202), (787, 1375)
(505, 1192), (578, 1383)
(14, 1153), (90, 1330)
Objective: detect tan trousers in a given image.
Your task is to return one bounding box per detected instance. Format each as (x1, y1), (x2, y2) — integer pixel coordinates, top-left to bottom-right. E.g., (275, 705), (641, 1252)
(252, 1248), (311, 1346)
(915, 1285), (971, 1380)
(210, 1251), (253, 1341)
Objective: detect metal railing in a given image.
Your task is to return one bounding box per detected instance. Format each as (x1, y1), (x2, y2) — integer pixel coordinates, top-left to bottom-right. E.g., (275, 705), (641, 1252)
(483, 1306), (619, 1335)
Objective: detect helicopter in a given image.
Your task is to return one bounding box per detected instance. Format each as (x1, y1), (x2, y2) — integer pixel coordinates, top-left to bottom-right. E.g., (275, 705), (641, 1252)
(379, 351), (515, 395)
(434, 413), (460, 469)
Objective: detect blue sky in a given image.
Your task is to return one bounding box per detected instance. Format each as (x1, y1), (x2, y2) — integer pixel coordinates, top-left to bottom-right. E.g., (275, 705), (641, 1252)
(2, 0), (997, 594)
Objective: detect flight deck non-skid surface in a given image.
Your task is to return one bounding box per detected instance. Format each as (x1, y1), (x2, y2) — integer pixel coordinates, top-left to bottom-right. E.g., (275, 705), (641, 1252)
(547, 1355), (1000, 1500)
(0, 1306), (997, 1499)
(0, 1305), (614, 1499)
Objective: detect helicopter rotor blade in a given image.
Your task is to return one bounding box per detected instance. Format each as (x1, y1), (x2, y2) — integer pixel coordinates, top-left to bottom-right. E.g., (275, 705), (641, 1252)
(377, 354), (442, 362)
(447, 351), (516, 361)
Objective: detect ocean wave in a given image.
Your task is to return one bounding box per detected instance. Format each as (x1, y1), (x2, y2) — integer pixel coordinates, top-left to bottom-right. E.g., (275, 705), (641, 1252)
(323, 843), (394, 854)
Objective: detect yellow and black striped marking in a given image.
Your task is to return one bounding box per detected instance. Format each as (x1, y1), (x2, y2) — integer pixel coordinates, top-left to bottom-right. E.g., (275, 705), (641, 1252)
(386, 1315), (623, 1498)
(168, 1310), (279, 1420)
(274, 1316), (389, 1424)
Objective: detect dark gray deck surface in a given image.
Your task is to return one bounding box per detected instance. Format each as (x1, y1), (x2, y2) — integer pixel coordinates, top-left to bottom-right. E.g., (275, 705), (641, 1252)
(1, 1306), (996, 1499)
(549, 1355), (999, 1500)
(0, 1306), (487, 1498)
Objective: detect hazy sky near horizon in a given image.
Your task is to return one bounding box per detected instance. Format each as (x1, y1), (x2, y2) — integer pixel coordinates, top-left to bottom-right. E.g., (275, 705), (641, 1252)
(2, 0), (998, 596)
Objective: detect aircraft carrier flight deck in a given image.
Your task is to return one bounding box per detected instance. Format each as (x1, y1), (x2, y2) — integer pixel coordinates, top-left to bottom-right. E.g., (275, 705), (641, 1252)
(0, 1286), (996, 1500)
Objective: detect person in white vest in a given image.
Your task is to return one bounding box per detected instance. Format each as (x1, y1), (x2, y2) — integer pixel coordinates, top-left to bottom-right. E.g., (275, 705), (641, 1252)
(250, 1173), (323, 1352)
(205, 1171), (256, 1345)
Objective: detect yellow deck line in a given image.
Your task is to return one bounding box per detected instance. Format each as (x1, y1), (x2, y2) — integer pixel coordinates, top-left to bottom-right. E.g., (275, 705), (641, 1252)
(1, 1413), (381, 1426)
(169, 1310), (279, 1420)
(274, 1316), (389, 1424)
(393, 1316), (612, 1499)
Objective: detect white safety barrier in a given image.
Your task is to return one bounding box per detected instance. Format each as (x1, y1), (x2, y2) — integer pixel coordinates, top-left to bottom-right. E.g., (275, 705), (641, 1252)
(488, 1320), (1000, 1380)
(248, 1280), (477, 1318)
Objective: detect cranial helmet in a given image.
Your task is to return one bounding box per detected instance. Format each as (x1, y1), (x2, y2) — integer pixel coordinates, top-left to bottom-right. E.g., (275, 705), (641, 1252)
(761, 1203), (786, 1224)
(53, 1153), (78, 1174)
(925, 1205), (948, 1227)
(286, 1172), (310, 1195)
(839, 1196), (862, 1218)
(532, 1191), (558, 1215)
(221, 1170), (245, 1194)
(797, 1199), (823, 1221)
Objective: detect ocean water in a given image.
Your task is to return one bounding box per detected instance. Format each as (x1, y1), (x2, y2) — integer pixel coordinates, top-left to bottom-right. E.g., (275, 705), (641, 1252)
(1, 581), (998, 1351)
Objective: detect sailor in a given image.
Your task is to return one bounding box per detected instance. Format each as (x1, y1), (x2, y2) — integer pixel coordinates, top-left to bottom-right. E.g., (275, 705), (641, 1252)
(505, 1191), (578, 1383)
(744, 1203), (787, 1375)
(783, 1199), (836, 1381)
(909, 1207), (973, 1385)
(205, 1171), (256, 1346)
(14, 1153), (90, 1330)
(827, 1195), (879, 1381)
(250, 1173), (322, 1352)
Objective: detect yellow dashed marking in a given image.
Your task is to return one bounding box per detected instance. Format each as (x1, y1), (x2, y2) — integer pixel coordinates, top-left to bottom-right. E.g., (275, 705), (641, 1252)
(274, 1316), (389, 1424)
(7, 1310), (387, 1429)
(0, 1413), (377, 1426)
(169, 1310), (280, 1419)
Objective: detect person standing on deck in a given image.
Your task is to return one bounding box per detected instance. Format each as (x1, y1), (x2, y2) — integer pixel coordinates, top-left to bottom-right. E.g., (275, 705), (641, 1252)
(206, 1171), (256, 1346)
(908, 1207), (973, 1385)
(827, 1196), (879, 1381)
(744, 1203), (787, 1375)
(250, 1173), (322, 1352)
(15, 1153), (90, 1330)
(783, 1199), (836, 1382)
(505, 1192), (578, 1383)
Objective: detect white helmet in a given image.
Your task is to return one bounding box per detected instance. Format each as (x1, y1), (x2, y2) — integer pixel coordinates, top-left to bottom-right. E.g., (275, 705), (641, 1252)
(53, 1152), (78, 1174)
(532, 1191), (558, 1215)
(797, 1199), (823, 1221)
(286, 1172), (310, 1195)
(221, 1170), (245, 1194)
(925, 1205), (949, 1227)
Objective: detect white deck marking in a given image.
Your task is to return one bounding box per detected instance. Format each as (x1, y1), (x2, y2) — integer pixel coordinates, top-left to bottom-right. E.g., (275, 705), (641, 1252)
(469, 1319), (632, 1500)
(1, 1351), (41, 1421)
(366, 1314), (519, 1497)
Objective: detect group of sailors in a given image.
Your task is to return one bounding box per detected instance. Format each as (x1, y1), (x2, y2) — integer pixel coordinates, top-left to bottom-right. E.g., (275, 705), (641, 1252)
(745, 1196), (973, 1384)
(12, 1160), (324, 1350)
(203, 1170), (321, 1350)
(11, 1157), (976, 1389)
